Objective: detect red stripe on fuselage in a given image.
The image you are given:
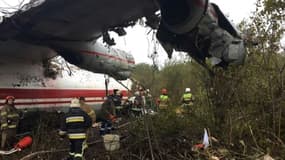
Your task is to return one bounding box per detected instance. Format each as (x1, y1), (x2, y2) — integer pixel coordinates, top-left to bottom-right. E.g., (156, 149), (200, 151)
(0, 99), (105, 106)
(0, 88), (128, 99)
(80, 50), (135, 64)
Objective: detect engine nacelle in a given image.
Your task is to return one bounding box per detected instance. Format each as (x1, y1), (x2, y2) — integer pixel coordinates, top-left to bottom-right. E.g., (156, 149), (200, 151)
(52, 41), (134, 80)
(156, 0), (246, 67)
(158, 0), (208, 34)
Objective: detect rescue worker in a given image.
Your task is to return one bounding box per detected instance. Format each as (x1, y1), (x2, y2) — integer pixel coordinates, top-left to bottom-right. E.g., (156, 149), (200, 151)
(157, 88), (170, 111)
(79, 97), (96, 123)
(181, 88), (194, 114)
(59, 98), (92, 160)
(79, 96), (96, 138)
(1, 96), (20, 149)
(109, 89), (122, 107)
(100, 97), (116, 136)
(109, 89), (123, 118)
(145, 89), (154, 112)
(126, 93), (136, 116)
(132, 91), (144, 117)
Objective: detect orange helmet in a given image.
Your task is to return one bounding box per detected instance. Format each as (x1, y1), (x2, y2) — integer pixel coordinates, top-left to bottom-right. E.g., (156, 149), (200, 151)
(161, 88), (167, 94)
(5, 96), (15, 100)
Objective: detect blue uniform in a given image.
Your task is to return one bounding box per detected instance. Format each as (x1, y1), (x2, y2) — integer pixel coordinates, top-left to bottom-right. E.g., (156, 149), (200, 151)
(59, 107), (92, 160)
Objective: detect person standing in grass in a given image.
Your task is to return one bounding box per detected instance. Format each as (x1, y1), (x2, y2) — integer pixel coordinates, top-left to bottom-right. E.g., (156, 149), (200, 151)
(59, 98), (92, 160)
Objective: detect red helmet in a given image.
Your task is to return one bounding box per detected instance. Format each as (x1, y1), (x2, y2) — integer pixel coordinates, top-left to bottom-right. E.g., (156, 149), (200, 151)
(5, 96), (15, 100)
(161, 88), (167, 94)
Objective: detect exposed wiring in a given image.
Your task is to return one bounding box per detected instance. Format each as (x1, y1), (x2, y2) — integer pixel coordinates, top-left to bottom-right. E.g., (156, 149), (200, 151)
(65, 60), (73, 76)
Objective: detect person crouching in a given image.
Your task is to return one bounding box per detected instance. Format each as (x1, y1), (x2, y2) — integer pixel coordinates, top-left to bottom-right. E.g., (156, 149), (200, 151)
(100, 97), (116, 136)
(59, 98), (92, 160)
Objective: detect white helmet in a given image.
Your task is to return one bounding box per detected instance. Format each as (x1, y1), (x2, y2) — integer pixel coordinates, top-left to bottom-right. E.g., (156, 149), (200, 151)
(116, 90), (121, 96)
(70, 98), (80, 107)
(134, 91), (140, 96)
(185, 88), (191, 92)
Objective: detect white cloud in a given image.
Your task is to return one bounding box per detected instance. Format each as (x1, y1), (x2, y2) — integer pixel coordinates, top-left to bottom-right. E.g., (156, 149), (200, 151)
(211, 0), (257, 23)
(109, 25), (169, 65)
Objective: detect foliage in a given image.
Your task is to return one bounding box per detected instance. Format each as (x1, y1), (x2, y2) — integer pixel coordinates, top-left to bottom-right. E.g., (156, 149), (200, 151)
(131, 0), (285, 158)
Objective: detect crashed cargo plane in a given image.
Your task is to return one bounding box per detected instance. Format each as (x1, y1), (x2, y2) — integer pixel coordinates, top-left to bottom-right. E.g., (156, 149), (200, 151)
(0, 0), (246, 111)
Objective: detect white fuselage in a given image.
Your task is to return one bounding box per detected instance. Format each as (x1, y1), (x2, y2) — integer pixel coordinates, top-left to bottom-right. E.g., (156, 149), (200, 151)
(0, 55), (131, 111)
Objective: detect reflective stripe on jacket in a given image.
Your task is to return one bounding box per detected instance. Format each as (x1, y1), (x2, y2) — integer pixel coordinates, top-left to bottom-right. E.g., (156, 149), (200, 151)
(68, 133), (87, 139)
(182, 93), (193, 103)
(159, 95), (169, 109)
(0, 104), (19, 130)
(160, 95), (169, 102)
(59, 108), (92, 139)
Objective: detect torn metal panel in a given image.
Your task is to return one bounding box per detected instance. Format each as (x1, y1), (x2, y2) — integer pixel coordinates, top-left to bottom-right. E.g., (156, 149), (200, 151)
(156, 0), (246, 67)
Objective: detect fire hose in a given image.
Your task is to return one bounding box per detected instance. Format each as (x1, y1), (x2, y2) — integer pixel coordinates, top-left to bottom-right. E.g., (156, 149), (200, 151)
(0, 136), (33, 155)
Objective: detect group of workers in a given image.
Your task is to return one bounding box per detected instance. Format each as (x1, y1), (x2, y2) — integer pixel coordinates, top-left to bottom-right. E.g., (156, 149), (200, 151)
(157, 87), (194, 114)
(153, 87), (194, 113)
(124, 87), (194, 116)
(0, 87), (194, 159)
(58, 90), (123, 160)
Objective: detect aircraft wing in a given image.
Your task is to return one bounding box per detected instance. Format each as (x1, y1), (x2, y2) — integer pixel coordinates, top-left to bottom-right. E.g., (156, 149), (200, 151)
(0, 0), (158, 80)
(0, 0), (158, 42)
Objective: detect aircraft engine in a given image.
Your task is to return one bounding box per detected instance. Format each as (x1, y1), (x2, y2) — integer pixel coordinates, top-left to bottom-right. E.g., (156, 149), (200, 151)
(53, 42), (135, 80)
(156, 0), (246, 67)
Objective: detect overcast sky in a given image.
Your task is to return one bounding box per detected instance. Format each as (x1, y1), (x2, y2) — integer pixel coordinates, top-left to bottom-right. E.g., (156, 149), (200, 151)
(0, 0), (260, 64)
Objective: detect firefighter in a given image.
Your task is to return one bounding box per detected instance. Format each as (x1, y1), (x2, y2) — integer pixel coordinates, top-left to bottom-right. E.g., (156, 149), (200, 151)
(100, 97), (116, 136)
(109, 89), (122, 106)
(1, 96), (20, 149)
(181, 88), (194, 114)
(110, 89), (123, 118)
(132, 91), (144, 117)
(157, 88), (170, 111)
(79, 97), (96, 124)
(145, 89), (154, 111)
(59, 98), (92, 160)
(79, 96), (96, 138)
